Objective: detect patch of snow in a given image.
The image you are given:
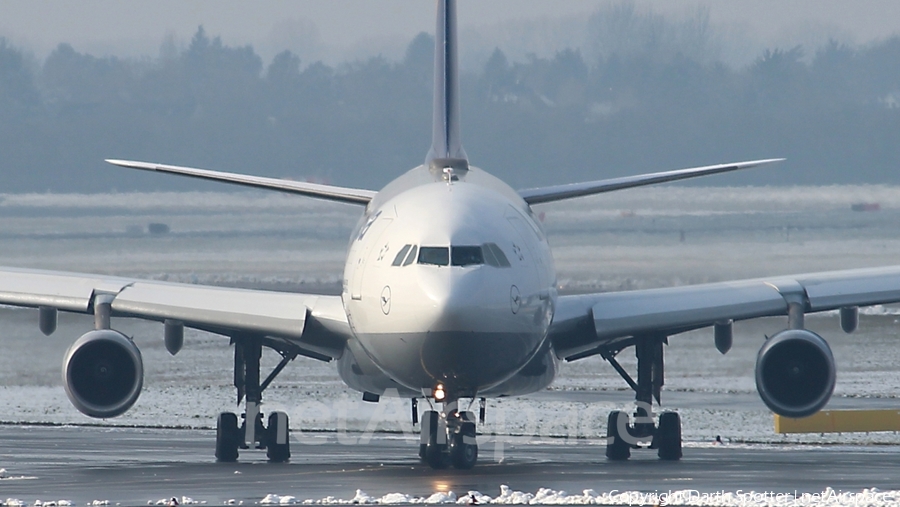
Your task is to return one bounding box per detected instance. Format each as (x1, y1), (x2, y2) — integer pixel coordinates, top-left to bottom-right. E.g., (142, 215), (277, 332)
(0, 467), (38, 481)
(285, 486), (900, 506)
(377, 493), (415, 504)
(424, 492), (456, 504)
(350, 490), (376, 504)
(150, 498), (200, 506)
(260, 495), (297, 505)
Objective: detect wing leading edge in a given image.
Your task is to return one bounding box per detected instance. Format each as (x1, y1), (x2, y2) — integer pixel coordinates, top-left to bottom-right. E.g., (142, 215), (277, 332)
(0, 266), (349, 361)
(106, 159), (375, 206)
(550, 265), (900, 361)
(518, 159), (784, 205)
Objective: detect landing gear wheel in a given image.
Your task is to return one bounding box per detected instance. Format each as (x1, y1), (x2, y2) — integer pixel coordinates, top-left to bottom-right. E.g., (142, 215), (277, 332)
(215, 412), (240, 462)
(266, 411), (291, 463)
(656, 411), (682, 461)
(421, 410), (449, 469)
(605, 410), (631, 461)
(450, 422), (478, 469)
(425, 441), (449, 469)
(419, 410), (436, 463)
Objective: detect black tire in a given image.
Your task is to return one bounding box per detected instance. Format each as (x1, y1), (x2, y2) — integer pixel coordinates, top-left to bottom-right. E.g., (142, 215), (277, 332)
(450, 422), (478, 469)
(657, 412), (682, 461)
(605, 410), (631, 461)
(420, 411), (437, 463)
(425, 440), (450, 469)
(215, 412), (240, 462)
(422, 411), (449, 469)
(266, 411), (291, 463)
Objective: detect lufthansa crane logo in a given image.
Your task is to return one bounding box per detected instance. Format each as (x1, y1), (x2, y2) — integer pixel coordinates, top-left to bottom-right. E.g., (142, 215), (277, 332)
(381, 286), (392, 315)
(510, 285), (520, 314)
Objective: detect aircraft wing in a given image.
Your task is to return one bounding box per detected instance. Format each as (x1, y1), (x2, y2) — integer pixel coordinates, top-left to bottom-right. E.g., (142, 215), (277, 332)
(0, 266), (349, 361)
(550, 266), (900, 361)
(518, 159), (783, 205)
(106, 159), (376, 206)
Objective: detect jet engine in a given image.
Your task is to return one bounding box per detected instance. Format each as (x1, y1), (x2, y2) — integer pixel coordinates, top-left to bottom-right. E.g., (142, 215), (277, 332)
(62, 329), (144, 418)
(755, 329), (835, 418)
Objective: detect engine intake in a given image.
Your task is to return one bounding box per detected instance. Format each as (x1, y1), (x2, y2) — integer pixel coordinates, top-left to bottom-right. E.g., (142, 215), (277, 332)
(62, 329), (144, 418)
(755, 329), (835, 418)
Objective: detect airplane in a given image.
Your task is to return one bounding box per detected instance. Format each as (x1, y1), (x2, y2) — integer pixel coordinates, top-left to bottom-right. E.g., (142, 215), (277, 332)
(4, 0), (900, 470)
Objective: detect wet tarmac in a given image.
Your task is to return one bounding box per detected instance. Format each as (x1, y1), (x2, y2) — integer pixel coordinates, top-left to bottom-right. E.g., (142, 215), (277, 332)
(2, 424), (899, 505)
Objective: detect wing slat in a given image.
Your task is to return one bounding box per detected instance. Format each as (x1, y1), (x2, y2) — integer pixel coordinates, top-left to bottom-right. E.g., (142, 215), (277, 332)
(111, 282), (315, 340)
(551, 265), (900, 361)
(0, 266), (348, 360)
(0, 267), (132, 312)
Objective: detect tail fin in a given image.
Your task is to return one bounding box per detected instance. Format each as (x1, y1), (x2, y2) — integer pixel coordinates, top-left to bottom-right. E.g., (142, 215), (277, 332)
(425, 0), (467, 165)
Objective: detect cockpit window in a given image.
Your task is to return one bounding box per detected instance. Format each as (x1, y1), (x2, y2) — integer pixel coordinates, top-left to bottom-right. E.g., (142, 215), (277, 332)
(392, 245), (412, 266)
(451, 246), (484, 266)
(484, 243), (511, 267)
(418, 246), (449, 266)
(403, 245), (418, 266)
(410, 245), (505, 267)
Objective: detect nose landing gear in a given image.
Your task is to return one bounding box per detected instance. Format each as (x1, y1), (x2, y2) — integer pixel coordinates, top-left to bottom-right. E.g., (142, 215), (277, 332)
(418, 399), (478, 469)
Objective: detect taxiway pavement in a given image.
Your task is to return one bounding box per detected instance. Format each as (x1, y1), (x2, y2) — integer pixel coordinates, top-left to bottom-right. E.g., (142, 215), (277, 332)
(2, 425), (899, 505)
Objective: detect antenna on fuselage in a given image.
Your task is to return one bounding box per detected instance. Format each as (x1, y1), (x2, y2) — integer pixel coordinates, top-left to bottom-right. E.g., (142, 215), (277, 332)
(425, 0), (467, 167)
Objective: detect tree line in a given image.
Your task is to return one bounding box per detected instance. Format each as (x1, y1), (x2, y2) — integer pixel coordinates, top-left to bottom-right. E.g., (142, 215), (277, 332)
(1, 24), (900, 194)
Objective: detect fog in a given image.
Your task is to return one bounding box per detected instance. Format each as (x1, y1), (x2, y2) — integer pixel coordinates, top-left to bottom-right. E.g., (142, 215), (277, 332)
(3, 1), (900, 67)
(1, 1), (900, 193)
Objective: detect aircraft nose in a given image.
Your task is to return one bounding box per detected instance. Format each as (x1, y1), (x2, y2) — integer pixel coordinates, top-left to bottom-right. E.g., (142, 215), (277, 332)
(353, 262), (549, 394)
(416, 266), (490, 332)
(412, 267), (546, 390)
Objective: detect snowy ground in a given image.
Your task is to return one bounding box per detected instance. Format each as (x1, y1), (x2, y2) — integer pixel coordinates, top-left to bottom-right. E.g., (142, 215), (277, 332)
(2, 187), (900, 447)
(258, 486), (900, 505)
(4, 487), (900, 506)
(4, 483), (900, 506)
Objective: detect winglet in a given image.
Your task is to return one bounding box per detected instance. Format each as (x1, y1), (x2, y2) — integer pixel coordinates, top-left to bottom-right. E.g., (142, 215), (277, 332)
(425, 0), (467, 165)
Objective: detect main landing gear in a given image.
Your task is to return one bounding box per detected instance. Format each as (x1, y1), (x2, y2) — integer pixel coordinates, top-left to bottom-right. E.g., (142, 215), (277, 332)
(417, 399), (481, 469)
(599, 335), (682, 461)
(215, 335), (296, 463)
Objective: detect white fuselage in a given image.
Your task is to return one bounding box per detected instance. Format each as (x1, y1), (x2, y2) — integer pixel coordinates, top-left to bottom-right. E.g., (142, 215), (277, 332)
(338, 164), (559, 400)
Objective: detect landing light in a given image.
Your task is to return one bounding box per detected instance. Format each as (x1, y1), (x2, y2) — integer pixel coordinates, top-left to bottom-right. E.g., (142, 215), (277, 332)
(434, 384), (446, 401)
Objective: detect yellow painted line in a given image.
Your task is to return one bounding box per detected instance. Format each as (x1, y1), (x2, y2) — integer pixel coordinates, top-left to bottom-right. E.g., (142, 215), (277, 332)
(775, 410), (900, 433)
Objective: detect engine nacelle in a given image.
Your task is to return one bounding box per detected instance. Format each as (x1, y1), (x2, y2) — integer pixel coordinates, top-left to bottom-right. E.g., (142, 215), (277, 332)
(755, 329), (835, 418)
(62, 329), (144, 418)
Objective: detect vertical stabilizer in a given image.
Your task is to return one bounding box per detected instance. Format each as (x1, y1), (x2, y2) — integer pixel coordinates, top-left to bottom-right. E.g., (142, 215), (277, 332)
(426, 0), (467, 165)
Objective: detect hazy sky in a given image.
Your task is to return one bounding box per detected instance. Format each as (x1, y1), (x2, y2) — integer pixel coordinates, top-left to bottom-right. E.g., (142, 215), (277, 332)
(2, 1), (900, 67)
